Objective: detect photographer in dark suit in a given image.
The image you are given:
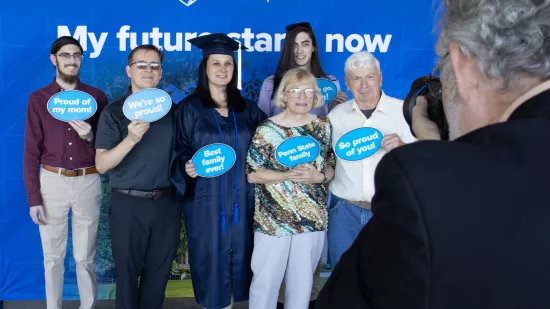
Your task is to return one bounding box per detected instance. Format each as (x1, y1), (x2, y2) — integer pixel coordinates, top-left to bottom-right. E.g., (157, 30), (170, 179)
(316, 1), (550, 309)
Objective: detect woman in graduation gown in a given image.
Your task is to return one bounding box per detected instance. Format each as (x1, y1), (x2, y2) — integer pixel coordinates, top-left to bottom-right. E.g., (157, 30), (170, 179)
(169, 33), (267, 309)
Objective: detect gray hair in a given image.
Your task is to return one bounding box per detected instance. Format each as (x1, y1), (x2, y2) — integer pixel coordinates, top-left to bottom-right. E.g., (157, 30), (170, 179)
(273, 68), (324, 109)
(435, 0), (550, 98)
(344, 51), (381, 75)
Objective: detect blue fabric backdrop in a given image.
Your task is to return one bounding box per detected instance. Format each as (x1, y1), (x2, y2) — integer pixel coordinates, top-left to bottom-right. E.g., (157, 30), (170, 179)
(0, 0), (440, 300)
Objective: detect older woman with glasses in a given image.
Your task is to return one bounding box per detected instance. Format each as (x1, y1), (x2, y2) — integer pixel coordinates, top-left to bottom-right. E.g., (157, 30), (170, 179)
(246, 68), (336, 309)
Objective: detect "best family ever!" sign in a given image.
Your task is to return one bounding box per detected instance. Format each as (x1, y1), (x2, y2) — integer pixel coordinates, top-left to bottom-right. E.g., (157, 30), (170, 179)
(191, 143), (236, 178)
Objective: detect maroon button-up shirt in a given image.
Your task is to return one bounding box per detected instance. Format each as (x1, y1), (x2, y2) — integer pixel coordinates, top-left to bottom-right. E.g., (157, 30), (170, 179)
(23, 78), (108, 207)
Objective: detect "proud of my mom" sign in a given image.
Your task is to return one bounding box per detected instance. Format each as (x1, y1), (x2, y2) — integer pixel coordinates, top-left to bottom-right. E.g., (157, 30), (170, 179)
(47, 90), (98, 122)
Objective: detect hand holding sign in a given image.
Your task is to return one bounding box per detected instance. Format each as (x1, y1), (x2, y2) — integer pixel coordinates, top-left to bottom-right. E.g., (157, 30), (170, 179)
(127, 120), (150, 144)
(381, 133), (405, 151)
(335, 127), (384, 161)
(69, 120), (92, 141)
(185, 160), (198, 178)
(191, 143), (236, 178)
(123, 88), (172, 122)
(47, 90), (98, 122)
(333, 91), (348, 105)
(275, 136), (321, 167)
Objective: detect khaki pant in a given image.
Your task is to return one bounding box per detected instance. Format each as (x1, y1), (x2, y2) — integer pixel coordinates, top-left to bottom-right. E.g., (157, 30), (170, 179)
(38, 167), (101, 309)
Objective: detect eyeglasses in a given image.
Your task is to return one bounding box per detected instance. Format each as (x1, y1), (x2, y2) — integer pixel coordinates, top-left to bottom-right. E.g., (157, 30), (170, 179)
(286, 88), (315, 98)
(286, 22), (312, 33)
(130, 61), (162, 70)
(56, 53), (83, 60)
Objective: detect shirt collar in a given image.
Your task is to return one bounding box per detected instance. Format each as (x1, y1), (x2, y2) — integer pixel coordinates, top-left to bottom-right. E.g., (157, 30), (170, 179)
(124, 86), (133, 98)
(113, 86), (134, 103)
(348, 90), (389, 115)
(499, 79), (550, 122)
(48, 77), (82, 93)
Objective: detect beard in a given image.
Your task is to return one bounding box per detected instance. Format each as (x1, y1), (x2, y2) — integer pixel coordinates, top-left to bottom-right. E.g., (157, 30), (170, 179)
(57, 64), (80, 84)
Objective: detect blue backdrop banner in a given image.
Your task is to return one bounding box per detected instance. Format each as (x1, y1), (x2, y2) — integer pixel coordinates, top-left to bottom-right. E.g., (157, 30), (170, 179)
(0, 0), (440, 301)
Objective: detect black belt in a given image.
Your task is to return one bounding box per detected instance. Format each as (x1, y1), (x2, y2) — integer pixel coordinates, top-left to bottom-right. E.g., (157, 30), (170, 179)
(343, 198), (371, 209)
(112, 187), (175, 200)
(333, 194), (371, 209)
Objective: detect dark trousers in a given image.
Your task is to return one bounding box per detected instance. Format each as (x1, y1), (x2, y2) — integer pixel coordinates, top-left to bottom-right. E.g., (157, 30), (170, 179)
(109, 191), (182, 309)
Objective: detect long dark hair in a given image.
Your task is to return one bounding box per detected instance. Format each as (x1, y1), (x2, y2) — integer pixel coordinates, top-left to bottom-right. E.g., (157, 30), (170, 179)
(195, 54), (246, 112)
(271, 27), (331, 99)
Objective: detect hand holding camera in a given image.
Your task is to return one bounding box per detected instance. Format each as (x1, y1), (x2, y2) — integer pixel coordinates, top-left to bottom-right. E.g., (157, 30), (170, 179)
(412, 96), (443, 141)
(403, 75), (449, 140)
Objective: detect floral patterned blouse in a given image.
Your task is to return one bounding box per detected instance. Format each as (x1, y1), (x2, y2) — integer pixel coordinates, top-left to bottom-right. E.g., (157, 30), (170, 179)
(246, 117), (336, 237)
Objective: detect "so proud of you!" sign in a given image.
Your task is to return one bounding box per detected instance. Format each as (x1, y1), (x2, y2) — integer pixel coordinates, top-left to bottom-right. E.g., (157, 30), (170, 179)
(334, 127), (383, 161)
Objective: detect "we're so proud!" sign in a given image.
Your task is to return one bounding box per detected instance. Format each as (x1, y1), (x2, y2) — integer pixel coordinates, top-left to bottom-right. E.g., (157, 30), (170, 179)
(123, 88), (172, 122)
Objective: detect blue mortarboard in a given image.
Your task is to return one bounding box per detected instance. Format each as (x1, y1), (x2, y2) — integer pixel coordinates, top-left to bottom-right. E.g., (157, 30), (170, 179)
(188, 33), (247, 56)
(188, 33), (247, 89)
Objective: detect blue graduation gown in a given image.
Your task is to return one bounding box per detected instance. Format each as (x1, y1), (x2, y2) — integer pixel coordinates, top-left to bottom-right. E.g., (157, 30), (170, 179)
(169, 92), (267, 309)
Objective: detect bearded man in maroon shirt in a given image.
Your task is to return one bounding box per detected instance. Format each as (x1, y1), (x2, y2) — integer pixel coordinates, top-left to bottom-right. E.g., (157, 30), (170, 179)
(22, 36), (108, 309)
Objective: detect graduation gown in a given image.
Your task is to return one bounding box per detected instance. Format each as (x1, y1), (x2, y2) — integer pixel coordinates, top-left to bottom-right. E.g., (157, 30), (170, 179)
(169, 92), (267, 309)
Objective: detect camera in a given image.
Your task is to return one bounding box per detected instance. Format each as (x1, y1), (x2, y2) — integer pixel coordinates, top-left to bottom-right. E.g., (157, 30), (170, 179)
(402, 75), (449, 140)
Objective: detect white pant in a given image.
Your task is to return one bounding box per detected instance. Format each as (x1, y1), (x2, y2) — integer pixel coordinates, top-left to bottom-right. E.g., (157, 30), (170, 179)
(38, 167), (101, 309)
(249, 231), (326, 309)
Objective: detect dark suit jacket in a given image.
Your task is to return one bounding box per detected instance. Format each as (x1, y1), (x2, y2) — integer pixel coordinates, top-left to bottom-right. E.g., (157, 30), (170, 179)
(317, 88), (550, 309)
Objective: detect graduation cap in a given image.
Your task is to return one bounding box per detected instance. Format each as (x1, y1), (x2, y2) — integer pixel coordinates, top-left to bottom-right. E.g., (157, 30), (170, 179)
(188, 33), (247, 90)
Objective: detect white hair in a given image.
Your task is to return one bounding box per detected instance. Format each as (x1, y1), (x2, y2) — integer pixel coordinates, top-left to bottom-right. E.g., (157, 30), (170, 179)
(344, 51), (381, 75)
(436, 0), (550, 99)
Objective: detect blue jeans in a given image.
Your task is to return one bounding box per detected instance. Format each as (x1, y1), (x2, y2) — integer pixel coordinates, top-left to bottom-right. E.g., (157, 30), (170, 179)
(327, 193), (373, 267)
